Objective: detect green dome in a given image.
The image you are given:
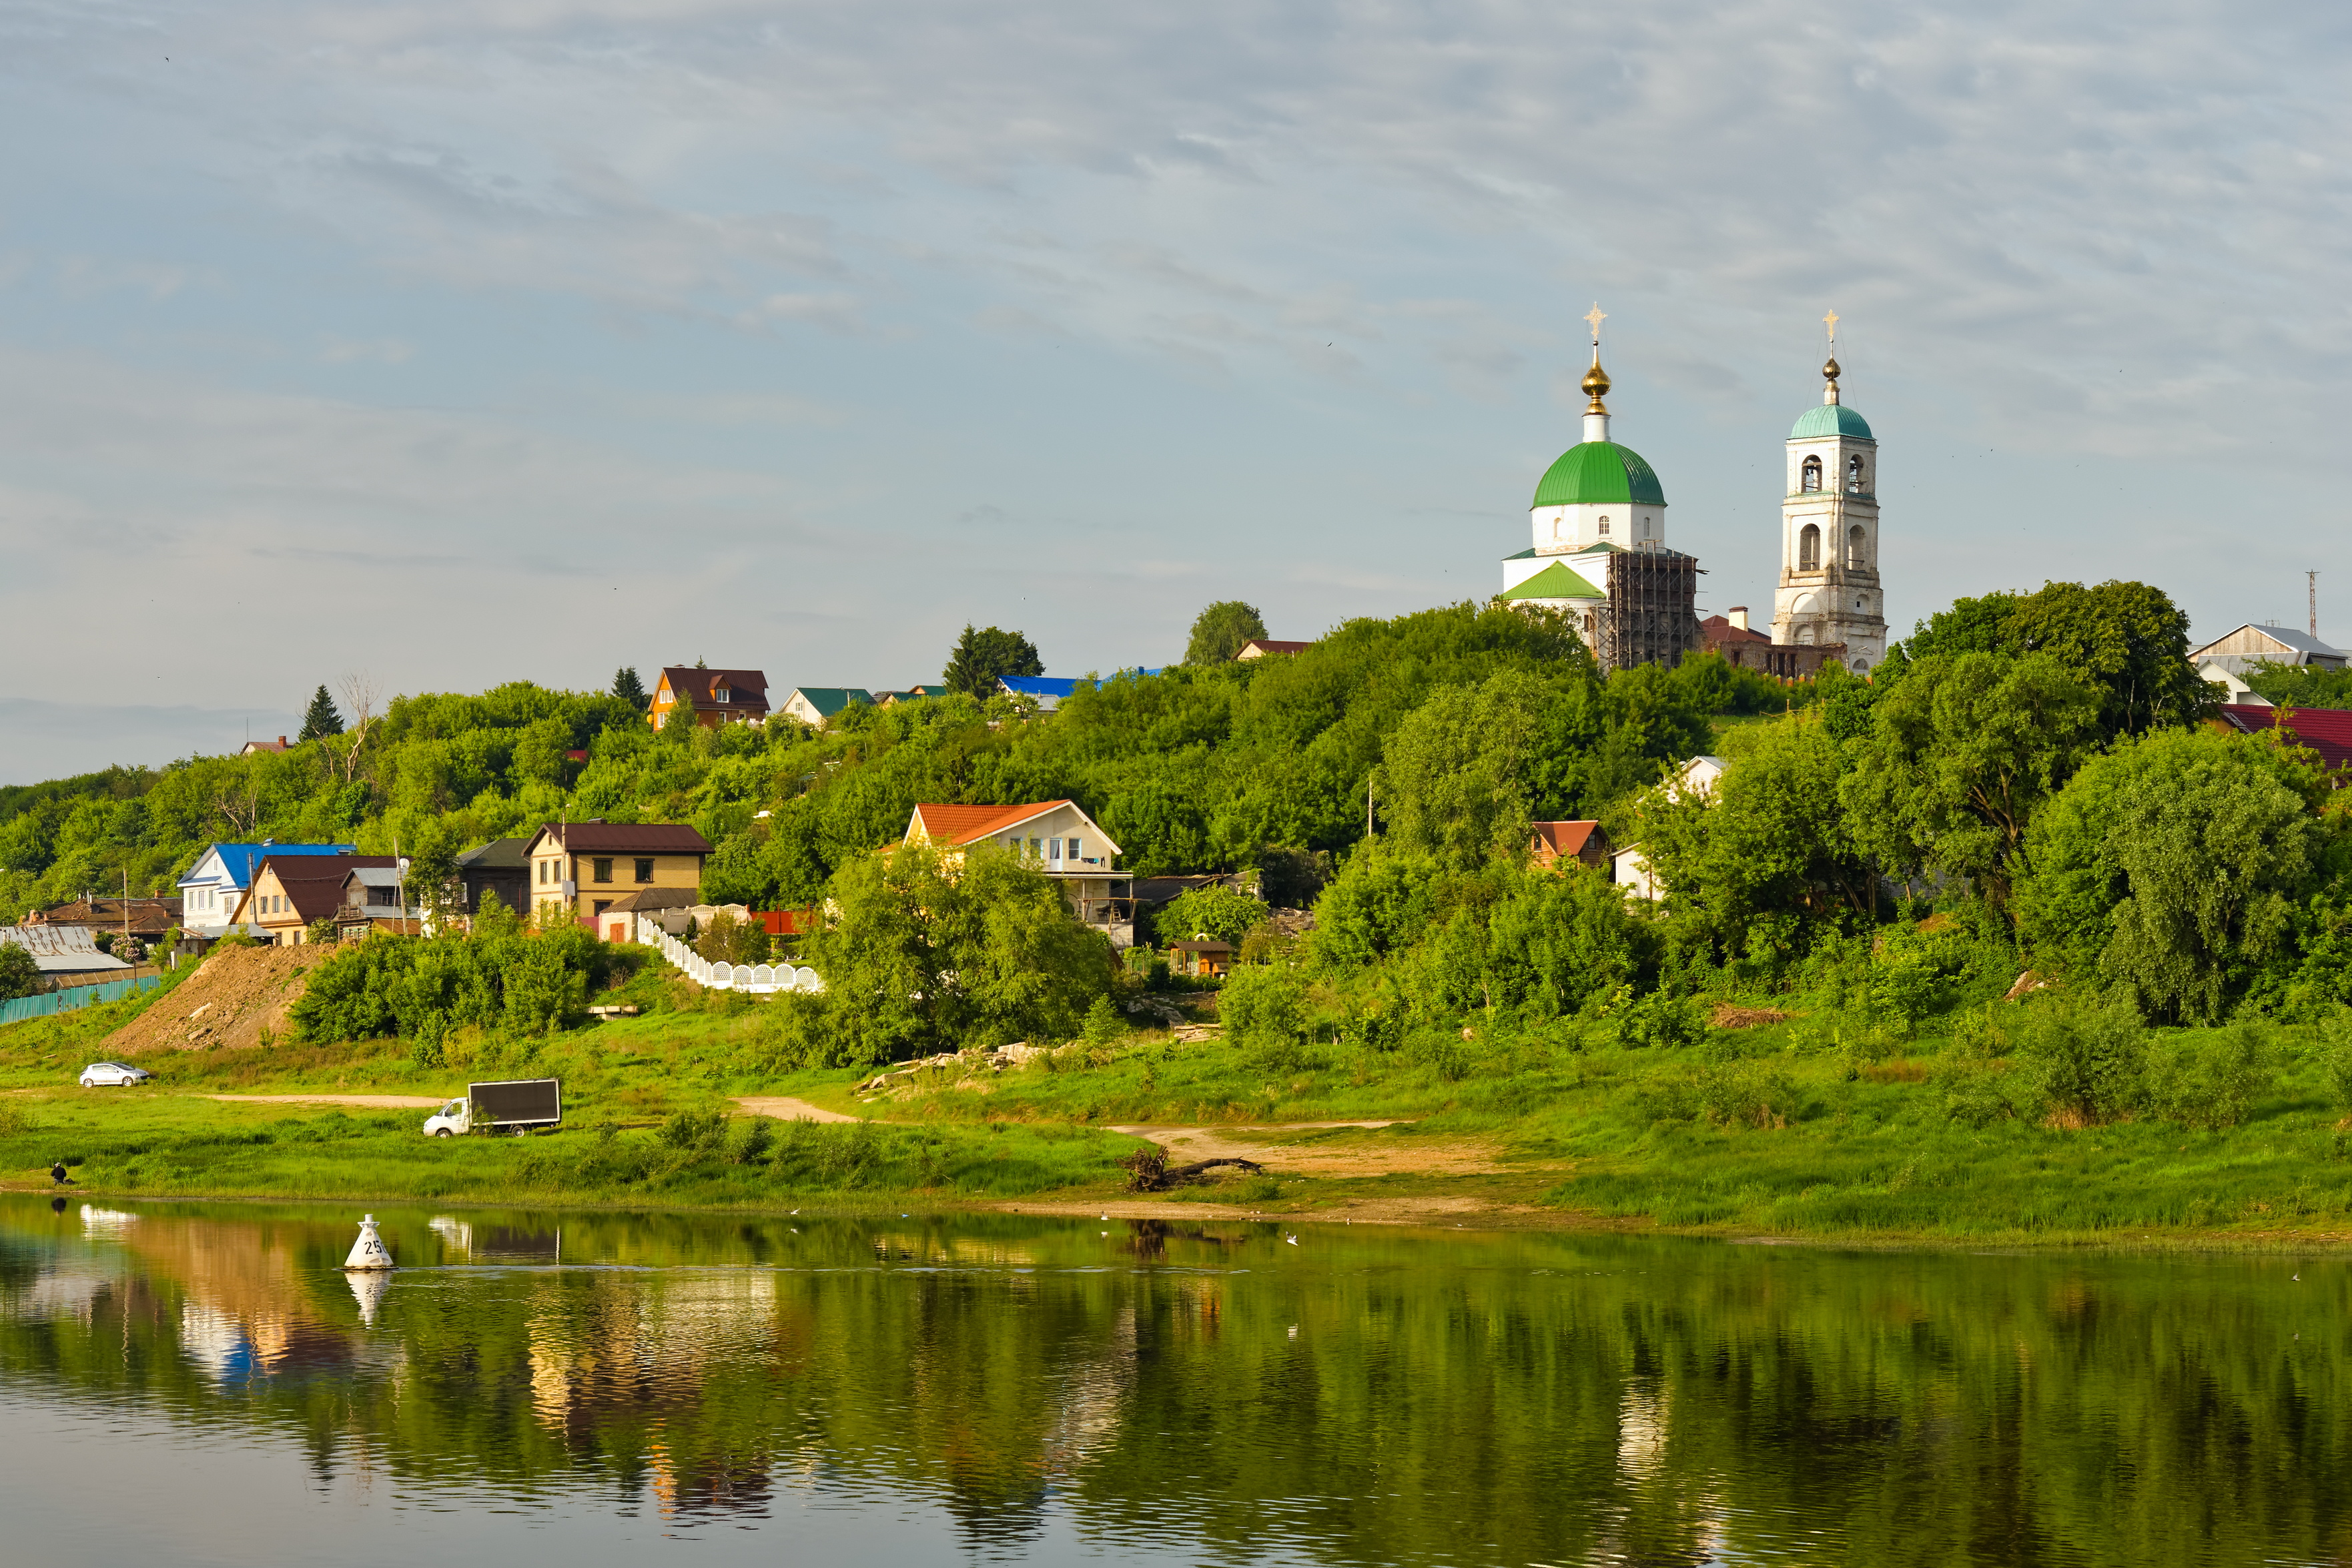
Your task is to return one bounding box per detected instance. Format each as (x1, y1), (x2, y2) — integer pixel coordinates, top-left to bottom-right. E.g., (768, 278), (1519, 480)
(1790, 403), (1873, 440)
(1531, 442), (1665, 509)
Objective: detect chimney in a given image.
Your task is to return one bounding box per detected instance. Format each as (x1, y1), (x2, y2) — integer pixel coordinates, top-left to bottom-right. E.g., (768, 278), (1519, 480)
(1727, 607), (1750, 631)
(277, 735), (288, 747)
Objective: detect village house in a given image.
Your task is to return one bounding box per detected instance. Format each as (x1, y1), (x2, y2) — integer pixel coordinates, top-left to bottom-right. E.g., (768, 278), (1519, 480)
(778, 687), (873, 725)
(522, 821), (711, 934)
(1167, 939), (1234, 977)
(335, 866), (422, 941)
(1234, 639), (1312, 659)
(231, 854), (397, 944)
(1699, 609), (1847, 679)
(1529, 820), (1611, 871)
(239, 735), (291, 756)
(2190, 624), (2348, 674)
(2217, 705), (2352, 777)
(179, 842), (356, 936)
(1609, 755), (1725, 901)
(454, 838), (532, 917)
(0, 925), (136, 990)
(649, 667), (771, 729)
(25, 895), (183, 942)
(902, 800), (1135, 947)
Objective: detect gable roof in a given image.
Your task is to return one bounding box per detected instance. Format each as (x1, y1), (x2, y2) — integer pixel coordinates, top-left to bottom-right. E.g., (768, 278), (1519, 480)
(657, 667), (771, 709)
(250, 854), (395, 922)
(2190, 625), (2349, 666)
(1699, 614), (1773, 647)
(1499, 560), (1604, 602)
(904, 800), (1124, 857)
(782, 687), (873, 719)
(1530, 821), (1605, 857)
(524, 823), (714, 856)
(182, 842), (356, 891)
(2218, 704), (2352, 773)
(456, 837), (531, 871)
(1236, 639), (1313, 659)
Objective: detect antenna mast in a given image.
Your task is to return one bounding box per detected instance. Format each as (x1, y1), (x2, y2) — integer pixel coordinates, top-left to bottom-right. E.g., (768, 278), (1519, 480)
(2311, 570), (2319, 639)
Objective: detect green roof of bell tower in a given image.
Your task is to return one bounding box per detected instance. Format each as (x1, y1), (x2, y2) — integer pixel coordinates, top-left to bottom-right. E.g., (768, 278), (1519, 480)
(1531, 442), (1666, 509)
(1790, 403), (1873, 440)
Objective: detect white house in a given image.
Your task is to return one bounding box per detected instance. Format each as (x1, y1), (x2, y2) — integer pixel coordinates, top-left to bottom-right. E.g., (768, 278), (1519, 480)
(903, 799), (1134, 947)
(1609, 755), (1727, 902)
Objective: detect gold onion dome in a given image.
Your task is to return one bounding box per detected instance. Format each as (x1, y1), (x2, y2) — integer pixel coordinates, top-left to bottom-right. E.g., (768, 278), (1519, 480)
(1822, 355), (1841, 382)
(1581, 360), (1611, 411)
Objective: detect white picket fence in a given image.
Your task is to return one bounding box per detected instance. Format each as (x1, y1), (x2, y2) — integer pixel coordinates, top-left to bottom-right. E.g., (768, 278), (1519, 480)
(647, 926), (824, 995)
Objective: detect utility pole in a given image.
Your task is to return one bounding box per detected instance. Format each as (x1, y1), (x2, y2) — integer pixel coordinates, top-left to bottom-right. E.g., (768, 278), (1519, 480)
(2311, 570), (2320, 639)
(1366, 777), (1374, 840)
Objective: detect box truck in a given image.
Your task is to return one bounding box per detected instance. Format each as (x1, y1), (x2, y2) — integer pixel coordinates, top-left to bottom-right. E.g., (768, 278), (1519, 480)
(422, 1078), (562, 1138)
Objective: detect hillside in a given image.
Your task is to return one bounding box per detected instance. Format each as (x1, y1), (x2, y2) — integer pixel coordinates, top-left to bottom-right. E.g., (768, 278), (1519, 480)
(101, 945), (319, 1056)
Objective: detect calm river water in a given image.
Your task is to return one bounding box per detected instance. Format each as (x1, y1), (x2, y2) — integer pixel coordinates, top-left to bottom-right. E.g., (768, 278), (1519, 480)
(0, 1195), (2341, 1566)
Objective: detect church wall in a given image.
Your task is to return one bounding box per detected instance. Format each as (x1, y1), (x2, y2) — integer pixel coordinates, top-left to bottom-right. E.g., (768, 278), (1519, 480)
(1529, 502), (1664, 555)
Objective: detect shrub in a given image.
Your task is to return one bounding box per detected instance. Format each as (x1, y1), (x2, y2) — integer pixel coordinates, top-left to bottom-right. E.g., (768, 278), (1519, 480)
(1935, 1060), (2016, 1128)
(658, 1108), (727, 1152)
(1222, 964), (1310, 1071)
(2015, 996), (2146, 1127)
(1080, 994), (1126, 1048)
(1948, 1004), (2010, 1062)
(1623, 1068), (1699, 1124)
(1613, 992), (1707, 1052)
(2144, 1026), (2275, 1131)
(1695, 1058), (1800, 1129)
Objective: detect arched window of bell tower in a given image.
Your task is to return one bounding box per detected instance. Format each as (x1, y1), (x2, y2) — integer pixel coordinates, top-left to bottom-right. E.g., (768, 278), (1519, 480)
(1847, 455), (1865, 492)
(1801, 456), (1822, 492)
(1799, 524), (1820, 570)
(1847, 524), (1866, 569)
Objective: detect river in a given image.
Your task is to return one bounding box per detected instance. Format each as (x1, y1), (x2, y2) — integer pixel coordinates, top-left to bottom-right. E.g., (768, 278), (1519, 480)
(0, 1196), (2339, 1565)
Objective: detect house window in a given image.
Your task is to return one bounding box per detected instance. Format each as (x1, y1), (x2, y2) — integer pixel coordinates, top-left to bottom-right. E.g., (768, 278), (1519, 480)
(537, 861), (548, 885)
(1048, 838), (1062, 863)
(1802, 456), (1823, 492)
(1068, 838), (1082, 861)
(592, 858), (613, 883)
(715, 688), (730, 703)
(1597, 515), (1611, 535)
(635, 858), (655, 883)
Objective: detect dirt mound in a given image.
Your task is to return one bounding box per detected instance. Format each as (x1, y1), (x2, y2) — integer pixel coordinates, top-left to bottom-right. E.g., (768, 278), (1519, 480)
(105, 944), (322, 1055)
(1711, 1004), (1792, 1029)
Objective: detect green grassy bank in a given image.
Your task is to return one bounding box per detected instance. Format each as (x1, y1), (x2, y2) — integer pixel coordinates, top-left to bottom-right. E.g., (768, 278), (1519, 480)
(7, 963), (2352, 1242)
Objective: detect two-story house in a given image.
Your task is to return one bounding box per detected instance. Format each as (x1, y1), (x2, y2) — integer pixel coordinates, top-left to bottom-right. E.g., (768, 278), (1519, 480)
(649, 667), (771, 730)
(903, 800), (1134, 947)
(521, 821), (713, 937)
(232, 853), (397, 944)
(179, 842), (358, 935)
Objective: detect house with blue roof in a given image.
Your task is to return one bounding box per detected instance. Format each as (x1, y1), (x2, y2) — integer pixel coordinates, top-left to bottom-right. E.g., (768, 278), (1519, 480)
(179, 841), (357, 936)
(998, 671), (1162, 713)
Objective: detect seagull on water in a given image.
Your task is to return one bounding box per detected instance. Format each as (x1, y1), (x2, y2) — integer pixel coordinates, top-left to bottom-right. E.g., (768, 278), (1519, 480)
(1285, 1234), (1298, 1246)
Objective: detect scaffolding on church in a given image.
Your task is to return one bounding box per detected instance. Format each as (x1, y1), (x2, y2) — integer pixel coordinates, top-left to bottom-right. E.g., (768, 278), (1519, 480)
(1598, 544), (1701, 673)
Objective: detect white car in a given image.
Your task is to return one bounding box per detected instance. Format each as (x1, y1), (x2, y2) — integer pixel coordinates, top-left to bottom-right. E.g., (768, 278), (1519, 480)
(79, 1062), (153, 1088)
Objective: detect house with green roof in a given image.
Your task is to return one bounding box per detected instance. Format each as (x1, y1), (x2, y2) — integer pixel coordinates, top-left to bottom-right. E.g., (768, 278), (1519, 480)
(779, 687), (874, 725)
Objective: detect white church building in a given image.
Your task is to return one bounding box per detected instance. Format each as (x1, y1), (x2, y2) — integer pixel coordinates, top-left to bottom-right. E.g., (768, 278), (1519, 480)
(1500, 313), (1888, 676)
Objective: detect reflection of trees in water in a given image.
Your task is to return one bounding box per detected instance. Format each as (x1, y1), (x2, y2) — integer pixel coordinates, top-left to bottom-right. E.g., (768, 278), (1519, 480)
(2, 1205), (2351, 1564)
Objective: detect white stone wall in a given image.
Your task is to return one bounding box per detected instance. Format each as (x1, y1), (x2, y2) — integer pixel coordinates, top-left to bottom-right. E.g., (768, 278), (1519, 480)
(1527, 501), (1665, 557)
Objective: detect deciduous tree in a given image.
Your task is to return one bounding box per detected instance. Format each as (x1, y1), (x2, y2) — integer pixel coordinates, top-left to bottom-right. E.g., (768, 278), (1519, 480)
(1184, 601), (1269, 665)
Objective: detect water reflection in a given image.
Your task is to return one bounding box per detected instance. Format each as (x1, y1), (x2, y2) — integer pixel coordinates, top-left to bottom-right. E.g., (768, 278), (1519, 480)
(0, 1196), (2344, 1567)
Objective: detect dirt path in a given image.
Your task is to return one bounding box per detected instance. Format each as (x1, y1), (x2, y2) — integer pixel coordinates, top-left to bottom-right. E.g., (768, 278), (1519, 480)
(1002, 1196), (1551, 1227)
(1108, 1120), (1519, 1178)
(203, 1094), (447, 1109)
(736, 1096), (862, 1124)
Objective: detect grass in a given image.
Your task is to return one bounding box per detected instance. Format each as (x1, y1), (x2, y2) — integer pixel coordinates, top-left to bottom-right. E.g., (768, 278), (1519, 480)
(11, 949), (2352, 1242)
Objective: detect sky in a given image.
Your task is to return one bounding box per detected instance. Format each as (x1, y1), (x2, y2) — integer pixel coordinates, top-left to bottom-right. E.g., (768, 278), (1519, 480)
(1, 0), (2346, 783)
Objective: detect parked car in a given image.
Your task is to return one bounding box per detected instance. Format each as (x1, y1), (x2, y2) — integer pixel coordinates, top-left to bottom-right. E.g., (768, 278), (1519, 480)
(79, 1062), (153, 1088)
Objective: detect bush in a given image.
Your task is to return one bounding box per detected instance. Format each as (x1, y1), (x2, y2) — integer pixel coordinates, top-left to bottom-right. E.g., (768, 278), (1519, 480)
(2144, 1026), (2275, 1131)
(1623, 1068), (1699, 1124)
(1222, 964), (1310, 1071)
(1935, 1060), (2016, 1128)
(659, 1108), (728, 1151)
(1613, 992), (1707, 1052)
(2015, 996), (2146, 1127)
(1948, 1004), (2010, 1062)
(1080, 994), (1126, 1048)
(0, 943), (38, 1002)
(1695, 1058), (1800, 1129)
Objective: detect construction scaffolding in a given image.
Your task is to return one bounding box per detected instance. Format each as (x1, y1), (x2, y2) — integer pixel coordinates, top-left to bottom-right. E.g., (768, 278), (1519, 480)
(1598, 545), (1701, 673)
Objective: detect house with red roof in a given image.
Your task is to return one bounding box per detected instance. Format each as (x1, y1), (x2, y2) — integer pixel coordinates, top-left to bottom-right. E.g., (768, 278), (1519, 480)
(2217, 704), (2352, 777)
(903, 800), (1134, 947)
(1529, 820), (1611, 872)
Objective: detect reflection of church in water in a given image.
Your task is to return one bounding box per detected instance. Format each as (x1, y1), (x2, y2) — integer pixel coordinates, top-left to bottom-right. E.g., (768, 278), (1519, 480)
(1499, 310), (1888, 676)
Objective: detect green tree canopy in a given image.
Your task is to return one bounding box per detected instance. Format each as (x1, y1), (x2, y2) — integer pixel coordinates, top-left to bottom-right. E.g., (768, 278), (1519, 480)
(0, 941), (37, 1002)
(1184, 601), (1270, 665)
(298, 685), (345, 743)
(613, 667), (649, 710)
(2014, 725), (2329, 1021)
(1840, 651), (2104, 903)
(941, 625), (1044, 699)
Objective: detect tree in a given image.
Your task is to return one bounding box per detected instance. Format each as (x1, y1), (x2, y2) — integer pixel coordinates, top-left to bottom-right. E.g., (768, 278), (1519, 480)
(298, 685), (345, 743)
(613, 667), (649, 711)
(0, 941), (37, 1002)
(2014, 726), (2325, 1022)
(1839, 651), (2103, 905)
(1184, 601), (1269, 665)
(779, 841), (1110, 1065)
(941, 625), (1044, 699)
(1374, 671), (1557, 871)
(1158, 884), (1267, 946)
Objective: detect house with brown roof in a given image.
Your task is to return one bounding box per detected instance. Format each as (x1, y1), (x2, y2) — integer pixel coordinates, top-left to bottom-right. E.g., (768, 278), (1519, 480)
(521, 821), (713, 934)
(1235, 639), (1313, 659)
(1167, 938), (1233, 977)
(1699, 608), (1845, 679)
(649, 667), (770, 730)
(1529, 820), (1611, 871)
(903, 800), (1134, 947)
(25, 895), (183, 939)
(232, 854), (397, 944)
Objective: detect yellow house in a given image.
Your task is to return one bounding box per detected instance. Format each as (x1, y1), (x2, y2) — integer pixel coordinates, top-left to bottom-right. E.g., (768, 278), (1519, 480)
(522, 822), (712, 939)
(231, 853), (394, 945)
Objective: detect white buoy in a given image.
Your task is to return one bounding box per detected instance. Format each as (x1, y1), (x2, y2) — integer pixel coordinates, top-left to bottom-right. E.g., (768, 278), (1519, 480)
(347, 1267), (389, 1326)
(344, 1214), (395, 1272)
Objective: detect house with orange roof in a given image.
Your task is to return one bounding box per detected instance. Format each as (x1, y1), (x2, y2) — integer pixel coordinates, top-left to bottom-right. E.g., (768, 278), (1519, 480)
(1529, 819), (1611, 872)
(903, 800), (1134, 947)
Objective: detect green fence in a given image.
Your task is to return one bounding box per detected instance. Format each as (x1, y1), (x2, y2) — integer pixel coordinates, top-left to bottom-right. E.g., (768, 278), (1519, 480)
(0, 975), (164, 1027)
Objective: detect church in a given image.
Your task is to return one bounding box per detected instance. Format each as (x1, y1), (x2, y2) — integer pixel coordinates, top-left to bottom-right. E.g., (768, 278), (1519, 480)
(1498, 312), (1888, 675)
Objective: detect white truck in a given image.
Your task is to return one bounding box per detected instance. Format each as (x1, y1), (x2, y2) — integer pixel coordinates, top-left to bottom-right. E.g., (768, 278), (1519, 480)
(422, 1077), (563, 1138)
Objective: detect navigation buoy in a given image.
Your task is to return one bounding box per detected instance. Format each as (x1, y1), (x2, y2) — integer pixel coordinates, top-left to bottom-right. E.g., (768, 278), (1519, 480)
(348, 1267), (390, 1326)
(344, 1214), (395, 1272)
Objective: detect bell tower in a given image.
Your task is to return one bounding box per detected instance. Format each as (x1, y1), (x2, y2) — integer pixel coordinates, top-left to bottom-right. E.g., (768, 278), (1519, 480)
(1771, 314), (1888, 671)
